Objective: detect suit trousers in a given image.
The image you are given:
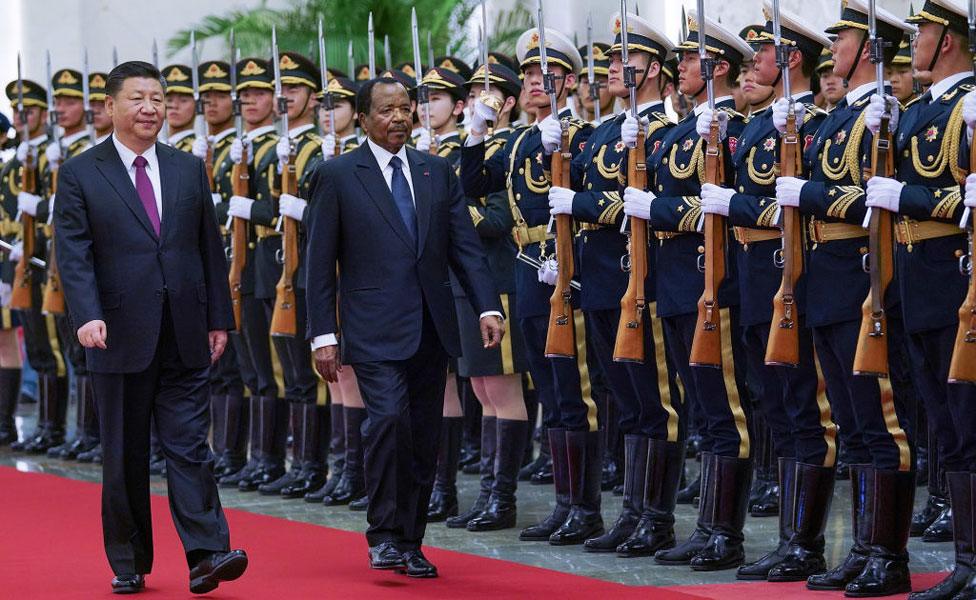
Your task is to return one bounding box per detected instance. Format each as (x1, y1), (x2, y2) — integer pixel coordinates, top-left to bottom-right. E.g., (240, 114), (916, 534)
(92, 301), (230, 575)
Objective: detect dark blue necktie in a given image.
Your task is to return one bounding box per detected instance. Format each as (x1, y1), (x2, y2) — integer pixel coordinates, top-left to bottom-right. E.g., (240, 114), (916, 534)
(389, 155), (417, 243)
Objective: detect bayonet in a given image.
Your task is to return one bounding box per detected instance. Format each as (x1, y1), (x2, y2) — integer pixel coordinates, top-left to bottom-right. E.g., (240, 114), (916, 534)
(621, 0), (638, 122)
(230, 29), (242, 141)
(319, 16), (337, 144)
(481, 0), (490, 96)
(535, 0), (560, 121)
(427, 31), (435, 74)
(44, 52), (61, 153)
(384, 35), (391, 71)
(587, 11), (602, 123)
(368, 13), (376, 79)
(272, 25), (289, 138)
(152, 38), (159, 69)
(81, 48), (96, 145)
(112, 46), (119, 68)
(412, 8), (433, 139)
(347, 40), (355, 80)
(909, 4), (921, 96)
(190, 31), (205, 140)
(697, 0), (715, 111)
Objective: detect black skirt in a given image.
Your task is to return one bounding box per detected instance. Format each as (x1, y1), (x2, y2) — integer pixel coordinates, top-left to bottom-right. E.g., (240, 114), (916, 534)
(456, 292), (527, 378)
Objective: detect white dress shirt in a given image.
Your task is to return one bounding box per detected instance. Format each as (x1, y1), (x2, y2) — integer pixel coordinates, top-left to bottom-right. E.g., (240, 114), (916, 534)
(927, 71), (971, 103)
(112, 134), (163, 220)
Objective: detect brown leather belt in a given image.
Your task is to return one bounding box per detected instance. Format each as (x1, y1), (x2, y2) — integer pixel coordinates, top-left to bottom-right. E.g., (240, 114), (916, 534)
(808, 219), (867, 243)
(733, 226), (781, 245)
(895, 218), (963, 246)
(255, 225), (281, 239)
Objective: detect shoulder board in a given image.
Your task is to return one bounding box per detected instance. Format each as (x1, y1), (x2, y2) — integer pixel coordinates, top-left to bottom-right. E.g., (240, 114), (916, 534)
(649, 111), (672, 127)
(938, 84), (974, 104)
(253, 138), (278, 167)
(718, 107), (745, 120)
(566, 117), (590, 131)
(803, 105), (828, 122)
(296, 131), (323, 145)
(902, 95), (923, 109)
(852, 96), (871, 109)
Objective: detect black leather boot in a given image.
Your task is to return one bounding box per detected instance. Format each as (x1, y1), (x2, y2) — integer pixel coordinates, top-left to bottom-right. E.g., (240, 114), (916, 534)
(324, 406), (366, 505)
(584, 434), (647, 552)
(924, 506), (953, 543)
(281, 403), (329, 498)
(210, 394), (228, 471)
(808, 463), (872, 590)
(0, 368), (20, 446)
(656, 452), (716, 564)
(258, 400), (303, 495)
(77, 443), (102, 463)
(217, 391), (248, 479)
(467, 418), (529, 532)
(427, 416), (462, 522)
(677, 468), (701, 505)
(843, 469), (914, 597)
(448, 416), (496, 528)
(908, 471), (973, 600)
(10, 373), (45, 452)
(690, 455), (752, 571)
(24, 375), (65, 453)
(528, 426), (554, 485)
(750, 426), (779, 517)
(54, 375), (97, 459)
(308, 403), (346, 503)
(240, 397), (286, 492)
(738, 458), (797, 579)
(550, 429), (604, 545)
(616, 439), (684, 557)
(520, 428), (570, 541)
(767, 462), (835, 582)
(220, 395), (261, 488)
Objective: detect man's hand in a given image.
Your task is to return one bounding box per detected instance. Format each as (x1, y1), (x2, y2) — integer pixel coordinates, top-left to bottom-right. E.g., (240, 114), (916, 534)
(776, 177), (806, 208)
(415, 128), (432, 154)
(480, 315), (505, 349)
(865, 176), (904, 213)
(8, 241), (22, 263)
(537, 258), (558, 286)
(230, 137), (253, 164)
(276, 137), (291, 165)
(696, 108), (728, 141)
(279, 193), (307, 221)
(771, 98), (807, 134)
(621, 115), (649, 148)
(78, 319), (107, 350)
(191, 137), (209, 160)
(548, 186), (575, 216)
(209, 330), (227, 364)
(623, 186), (655, 220)
(700, 183), (735, 216)
(321, 133), (337, 160)
(228, 196), (254, 220)
(16, 141), (29, 164)
(17, 191), (42, 217)
(865, 94), (900, 135)
(539, 116), (562, 154)
(314, 345), (341, 383)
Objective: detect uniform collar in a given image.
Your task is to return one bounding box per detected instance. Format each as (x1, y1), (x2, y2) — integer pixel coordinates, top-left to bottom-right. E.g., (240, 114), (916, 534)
(212, 127), (235, 143)
(693, 96), (734, 116)
(438, 131), (460, 143)
(845, 81), (878, 107)
(340, 133), (358, 144)
(245, 125), (276, 142)
(61, 129), (91, 147)
(288, 123), (315, 138)
(166, 129), (194, 145)
(28, 133), (48, 148)
(927, 71), (971, 103)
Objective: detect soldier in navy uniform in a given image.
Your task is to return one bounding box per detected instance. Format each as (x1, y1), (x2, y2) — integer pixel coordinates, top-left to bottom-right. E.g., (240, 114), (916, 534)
(576, 43), (615, 125)
(866, 2), (976, 597)
(816, 49), (846, 110)
(622, 12), (753, 571)
(773, 1), (917, 594)
(162, 64), (197, 153)
(461, 28), (599, 546)
(698, 4), (837, 582)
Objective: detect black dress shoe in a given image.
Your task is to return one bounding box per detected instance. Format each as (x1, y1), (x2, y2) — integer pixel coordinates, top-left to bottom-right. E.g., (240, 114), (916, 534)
(398, 550), (438, 578)
(368, 542), (405, 570)
(348, 494), (369, 511)
(922, 506), (953, 543)
(911, 494), (949, 537)
(188, 549), (248, 594)
(111, 574), (145, 594)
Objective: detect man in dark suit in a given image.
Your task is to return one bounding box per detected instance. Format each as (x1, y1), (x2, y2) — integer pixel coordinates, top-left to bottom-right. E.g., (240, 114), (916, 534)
(54, 61), (247, 595)
(306, 77), (505, 578)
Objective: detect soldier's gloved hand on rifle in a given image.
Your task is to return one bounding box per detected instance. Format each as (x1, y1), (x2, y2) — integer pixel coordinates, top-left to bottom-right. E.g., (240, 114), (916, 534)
(772, 98), (806, 134)
(537, 258), (558, 286)
(17, 191), (42, 217)
(621, 115), (650, 148)
(865, 94), (900, 136)
(548, 187), (575, 216)
(964, 91), (976, 142)
(321, 134), (337, 160)
(44, 142), (61, 168)
(227, 195), (254, 221)
(539, 116), (563, 154)
(15, 141), (30, 164)
(191, 137), (209, 160)
(696, 107), (728, 141)
(964, 173), (976, 209)
(623, 186), (655, 220)
(276, 137), (291, 172)
(279, 193), (307, 222)
(8, 241), (22, 263)
(0, 283), (10, 308)
(775, 177), (806, 208)
(467, 95), (499, 142)
(415, 129), (432, 154)
(865, 176), (904, 213)
(230, 137), (253, 165)
(701, 183), (735, 217)
(211, 193), (221, 207)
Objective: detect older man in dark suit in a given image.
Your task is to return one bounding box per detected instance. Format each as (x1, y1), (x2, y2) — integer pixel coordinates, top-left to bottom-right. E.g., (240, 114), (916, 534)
(54, 61), (247, 595)
(305, 77), (504, 578)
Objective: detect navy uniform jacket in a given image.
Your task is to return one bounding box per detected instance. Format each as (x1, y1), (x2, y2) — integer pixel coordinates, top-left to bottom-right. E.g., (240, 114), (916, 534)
(893, 76), (972, 334)
(729, 94), (826, 327)
(564, 104), (673, 312)
(648, 98), (744, 319)
(460, 108), (594, 319)
(467, 128), (518, 295)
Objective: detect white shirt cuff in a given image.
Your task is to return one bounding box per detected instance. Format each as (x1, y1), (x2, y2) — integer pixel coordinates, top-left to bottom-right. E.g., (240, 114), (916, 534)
(311, 333), (338, 350)
(480, 311), (503, 320)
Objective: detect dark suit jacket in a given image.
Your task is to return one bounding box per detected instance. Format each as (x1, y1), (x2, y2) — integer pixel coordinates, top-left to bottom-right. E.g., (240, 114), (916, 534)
(305, 142), (501, 364)
(54, 138), (235, 374)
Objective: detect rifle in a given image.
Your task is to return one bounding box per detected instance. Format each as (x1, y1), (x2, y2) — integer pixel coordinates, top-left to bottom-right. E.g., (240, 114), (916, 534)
(411, 12), (437, 155)
(479, 0), (501, 137)
(270, 25), (300, 338)
(852, 0), (894, 378)
(11, 53), (35, 310)
(42, 50), (72, 316)
(947, 0), (976, 384)
(228, 32), (248, 330)
(689, 1), (727, 368)
(190, 32), (214, 189)
(765, 0), (803, 366)
(384, 34), (392, 72)
(319, 17), (340, 158)
(537, 0), (576, 358)
(586, 12), (603, 124)
(614, 2), (648, 363)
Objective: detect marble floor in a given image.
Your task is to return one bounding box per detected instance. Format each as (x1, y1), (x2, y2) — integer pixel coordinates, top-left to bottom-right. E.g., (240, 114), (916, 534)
(0, 408), (955, 589)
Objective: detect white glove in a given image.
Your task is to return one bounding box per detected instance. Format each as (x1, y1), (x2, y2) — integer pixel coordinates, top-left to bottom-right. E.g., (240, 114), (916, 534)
(964, 173), (976, 209)
(228, 195), (254, 220)
(537, 258), (558, 286)
(696, 108), (728, 141)
(548, 186), (575, 216)
(865, 176), (904, 213)
(539, 116), (562, 154)
(964, 91), (976, 133)
(623, 186), (655, 220)
(415, 129), (432, 154)
(321, 134), (337, 161)
(0, 283), (10, 308)
(469, 95), (499, 138)
(191, 137), (209, 160)
(775, 176), (806, 208)
(211, 193), (222, 207)
(17, 191), (42, 217)
(230, 137), (253, 164)
(8, 242), (22, 263)
(279, 193), (307, 221)
(15, 141), (29, 164)
(865, 94), (900, 136)
(772, 98), (807, 134)
(45, 142), (62, 168)
(621, 115), (650, 148)
(700, 183), (735, 217)
(276, 137), (291, 165)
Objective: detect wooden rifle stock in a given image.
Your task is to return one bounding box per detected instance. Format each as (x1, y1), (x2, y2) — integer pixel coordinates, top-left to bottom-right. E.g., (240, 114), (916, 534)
(544, 122), (577, 358)
(766, 111), (803, 366)
(228, 143), (250, 330)
(41, 168), (64, 315)
(270, 149), (299, 337)
(11, 151), (37, 310)
(947, 135), (976, 384)
(613, 129), (648, 363)
(689, 117), (726, 368)
(852, 117), (895, 377)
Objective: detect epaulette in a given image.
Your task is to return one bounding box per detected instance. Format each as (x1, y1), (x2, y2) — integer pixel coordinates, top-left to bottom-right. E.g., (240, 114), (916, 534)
(718, 106), (745, 120)
(938, 84), (973, 104)
(902, 95), (924, 110)
(852, 96), (871, 108)
(803, 104), (828, 123)
(649, 111), (672, 127)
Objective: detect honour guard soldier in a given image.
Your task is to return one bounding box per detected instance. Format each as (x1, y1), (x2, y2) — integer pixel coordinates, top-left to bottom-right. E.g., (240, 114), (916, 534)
(773, 0), (917, 594)
(434, 56), (475, 83)
(622, 11), (754, 571)
(870, 1), (976, 597)
(162, 64), (197, 152)
(461, 26), (598, 546)
(89, 72), (113, 144)
(577, 42), (614, 125)
(890, 36), (919, 104)
(816, 49), (846, 109)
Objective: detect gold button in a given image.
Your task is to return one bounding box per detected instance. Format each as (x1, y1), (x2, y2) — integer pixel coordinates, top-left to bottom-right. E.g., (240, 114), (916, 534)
(256, 193), (262, 200)
(658, 185), (663, 192)
(903, 150), (909, 158)
(956, 249), (965, 258)
(833, 157), (839, 164)
(519, 168), (525, 175)
(928, 155), (934, 161)
(697, 245), (705, 253)
(679, 163), (686, 169)
(761, 163), (767, 169)
(859, 246), (868, 255)
(663, 157), (669, 165)
(587, 183), (593, 189)
(248, 242), (256, 249)
(739, 186), (744, 192)
(515, 193), (521, 200)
